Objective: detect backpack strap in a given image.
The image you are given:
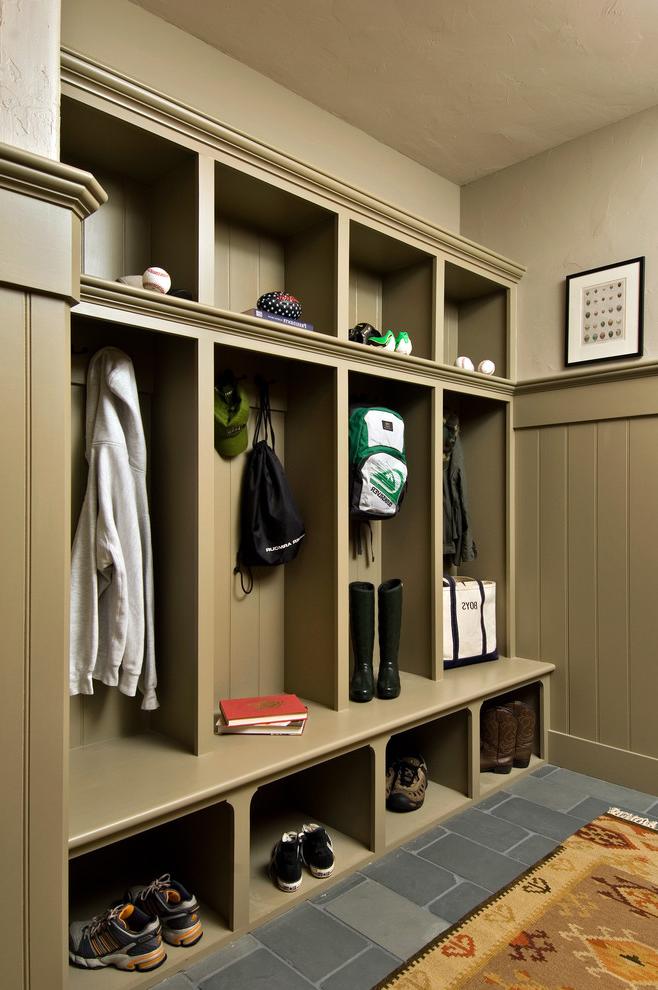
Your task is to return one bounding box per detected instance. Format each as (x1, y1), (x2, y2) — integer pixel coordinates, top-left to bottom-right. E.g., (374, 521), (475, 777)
(234, 559), (254, 595)
(254, 376), (276, 449)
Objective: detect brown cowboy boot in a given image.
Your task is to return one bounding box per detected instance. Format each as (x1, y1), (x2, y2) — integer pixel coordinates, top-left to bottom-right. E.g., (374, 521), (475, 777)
(480, 706), (516, 774)
(504, 701), (536, 768)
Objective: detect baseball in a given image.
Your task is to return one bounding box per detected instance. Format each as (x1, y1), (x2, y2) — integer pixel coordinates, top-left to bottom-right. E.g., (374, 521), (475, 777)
(455, 355), (475, 371)
(142, 267), (171, 294)
(478, 359), (496, 376)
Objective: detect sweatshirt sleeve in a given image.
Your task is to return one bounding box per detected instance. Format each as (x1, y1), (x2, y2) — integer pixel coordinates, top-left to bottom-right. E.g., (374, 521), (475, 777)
(69, 482), (100, 696)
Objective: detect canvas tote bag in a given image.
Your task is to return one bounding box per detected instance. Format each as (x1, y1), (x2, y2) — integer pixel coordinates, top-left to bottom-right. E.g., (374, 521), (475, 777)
(443, 576), (498, 669)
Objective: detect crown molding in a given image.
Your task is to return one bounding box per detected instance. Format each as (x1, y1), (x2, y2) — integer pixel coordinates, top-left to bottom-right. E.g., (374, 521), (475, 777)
(0, 141), (107, 219)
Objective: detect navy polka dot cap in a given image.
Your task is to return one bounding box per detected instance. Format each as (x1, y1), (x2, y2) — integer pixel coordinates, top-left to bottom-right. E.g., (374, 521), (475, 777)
(257, 291), (302, 320)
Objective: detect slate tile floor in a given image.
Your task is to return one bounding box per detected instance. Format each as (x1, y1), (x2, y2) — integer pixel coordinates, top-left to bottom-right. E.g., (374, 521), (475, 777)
(155, 767), (658, 990)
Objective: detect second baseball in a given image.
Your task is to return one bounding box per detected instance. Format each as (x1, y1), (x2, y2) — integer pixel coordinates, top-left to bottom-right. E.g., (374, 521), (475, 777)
(142, 266), (171, 294)
(478, 359), (496, 375)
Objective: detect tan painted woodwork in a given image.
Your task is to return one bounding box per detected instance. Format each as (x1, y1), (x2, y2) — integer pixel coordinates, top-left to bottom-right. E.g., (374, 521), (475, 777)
(1, 45), (562, 990)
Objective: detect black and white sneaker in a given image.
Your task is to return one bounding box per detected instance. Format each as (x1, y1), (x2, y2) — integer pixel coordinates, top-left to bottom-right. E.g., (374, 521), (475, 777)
(126, 875), (203, 947)
(270, 831), (303, 892)
(300, 824), (335, 878)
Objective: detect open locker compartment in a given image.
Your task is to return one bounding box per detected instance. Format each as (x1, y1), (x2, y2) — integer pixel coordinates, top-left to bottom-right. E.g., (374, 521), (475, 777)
(249, 747), (373, 921)
(214, 162), (338, 334)
(443, 261), (509, 378)
(385, 709), (471, 846)
(443, 389), (509, 661)
(69, 316), (199, 755)
(479, 680), (545, 797)
(68, 801), (232, 988)
(348, 371), (436, 683)
(213, 344), (338, 713)
(349, 220), (436, 360)
(60, 96), (199, 298)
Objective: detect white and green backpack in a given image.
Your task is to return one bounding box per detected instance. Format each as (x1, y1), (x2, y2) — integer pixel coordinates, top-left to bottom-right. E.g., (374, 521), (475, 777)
(349, 407), (407, 519)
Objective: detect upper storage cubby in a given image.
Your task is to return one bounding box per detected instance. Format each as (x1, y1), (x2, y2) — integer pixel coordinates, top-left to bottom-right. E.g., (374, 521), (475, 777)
(70, 317), (199, 755)
(60, 96), (199, 298)
(348, 372), (436, 681)
(443, 262), (509, 378)
(214, 163), (338, 335)
(213, 343), (338, 712)
(349, 221), (436, 361)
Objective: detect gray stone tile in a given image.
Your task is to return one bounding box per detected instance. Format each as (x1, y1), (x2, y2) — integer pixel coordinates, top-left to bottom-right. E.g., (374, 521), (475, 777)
(320, 947), (400, 990)
(363, 848), (457, 906)
(532, 764), (558, 778)
(565, 796), (613, 822)
(184, 934), (259, 983)
(474, 791), (512, 811)
(506, 833), (559, 865)
(156, 975), (194, 990)
(491, 796), (582, 841)
(428, 880), (490, 923)
(255, 903), (366, 983)
(507, 774), (588, 812)
(402, 824), (448, 852)
(200, 948), (314, 990)
(418, 832), (526, 892)
(445, 808), (529, 852)
(549, 769), (657, 813)
(312, 872), (367, 906)
(325, 878), (448, 959)
(647, 802), (658, 817)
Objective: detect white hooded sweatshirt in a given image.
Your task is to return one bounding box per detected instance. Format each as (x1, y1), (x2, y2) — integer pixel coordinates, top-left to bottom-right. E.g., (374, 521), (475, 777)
(70, 347), (158, 710)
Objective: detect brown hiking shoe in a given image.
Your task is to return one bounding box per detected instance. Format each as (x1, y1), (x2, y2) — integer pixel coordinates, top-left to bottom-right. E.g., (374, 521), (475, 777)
(386, 756), (428, 812)
(480, 706), (516, 774)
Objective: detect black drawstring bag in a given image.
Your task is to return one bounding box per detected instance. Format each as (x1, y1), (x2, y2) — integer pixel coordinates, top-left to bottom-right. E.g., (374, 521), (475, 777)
(234, 378), (306, 594)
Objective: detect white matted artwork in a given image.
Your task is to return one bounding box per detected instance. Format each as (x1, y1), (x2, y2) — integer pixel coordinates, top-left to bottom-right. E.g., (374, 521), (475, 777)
(565, 257), (644, 367)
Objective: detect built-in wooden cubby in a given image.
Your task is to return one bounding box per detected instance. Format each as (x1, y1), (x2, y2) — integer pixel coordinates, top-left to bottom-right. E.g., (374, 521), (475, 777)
(478, 680), (544, 797)
(349, 221), (436, 360)
(443, 261), (509, 377)
(348, 371), (436, 681)
(60, 97), (199, 298)
(70, 316), (199, 754)
(35, 73), (555, 990)
(214, 162), (337, 334)
(385, 709), (471, 847)
(213, 344), (338, 711)
(443, 389), (509, 657)
(249, 748), (373, 922)
(68, 802), (232, 989)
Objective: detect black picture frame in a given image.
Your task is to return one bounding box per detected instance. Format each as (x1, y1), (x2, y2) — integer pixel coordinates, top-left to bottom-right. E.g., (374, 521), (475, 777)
(564, 256), (644, 367)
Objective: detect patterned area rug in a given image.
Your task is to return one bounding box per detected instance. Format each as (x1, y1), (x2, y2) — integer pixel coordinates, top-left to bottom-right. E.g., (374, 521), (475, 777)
(376, 809), (658, 989)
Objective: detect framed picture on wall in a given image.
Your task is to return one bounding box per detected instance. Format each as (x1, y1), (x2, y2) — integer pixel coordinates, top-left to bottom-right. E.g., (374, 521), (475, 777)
(565, 257), (644, 367)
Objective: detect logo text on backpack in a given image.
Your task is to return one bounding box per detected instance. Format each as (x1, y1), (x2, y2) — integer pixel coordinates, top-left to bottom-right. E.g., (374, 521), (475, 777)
(372, 468), (404, 497)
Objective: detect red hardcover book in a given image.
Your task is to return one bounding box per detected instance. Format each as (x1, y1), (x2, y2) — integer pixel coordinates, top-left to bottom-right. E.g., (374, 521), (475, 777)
(219, 693), (308, 727)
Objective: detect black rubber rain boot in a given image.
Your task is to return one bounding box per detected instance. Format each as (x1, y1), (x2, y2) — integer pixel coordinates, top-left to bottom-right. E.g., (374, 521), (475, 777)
(349, 582), (375, 702)
(377, 579), (402, 699)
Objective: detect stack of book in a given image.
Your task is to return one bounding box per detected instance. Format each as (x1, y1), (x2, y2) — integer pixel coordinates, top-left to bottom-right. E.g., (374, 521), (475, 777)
(216, 693), (308, 735)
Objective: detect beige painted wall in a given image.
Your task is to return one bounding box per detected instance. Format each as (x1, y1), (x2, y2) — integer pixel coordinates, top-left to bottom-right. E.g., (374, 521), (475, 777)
(61, 0), (460, 232)
(462, 104), (658, 380)
(0, 0), (60, 158)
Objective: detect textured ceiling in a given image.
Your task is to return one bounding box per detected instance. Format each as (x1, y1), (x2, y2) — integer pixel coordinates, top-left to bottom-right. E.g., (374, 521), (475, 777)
(131, 0), (658, 184)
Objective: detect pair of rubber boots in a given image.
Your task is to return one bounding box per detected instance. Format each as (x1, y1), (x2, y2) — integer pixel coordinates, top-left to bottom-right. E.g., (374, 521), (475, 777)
(480, 701), (536, 774)
(349, 579), (402, 702)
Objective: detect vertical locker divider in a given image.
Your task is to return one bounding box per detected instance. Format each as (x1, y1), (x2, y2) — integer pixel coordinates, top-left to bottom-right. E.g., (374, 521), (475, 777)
(336, 214), (351, 340)
(336, 364), (351, 709)
(197, 156), (217, 306)
(431, 383), (444, 680)
(196, 333), (216, 754)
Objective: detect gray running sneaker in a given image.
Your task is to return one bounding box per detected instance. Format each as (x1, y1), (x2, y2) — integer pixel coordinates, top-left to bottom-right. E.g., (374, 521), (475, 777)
(69, 902), (165, 971)
(127, 874), (203, 947)
(386, 755), (428, 812)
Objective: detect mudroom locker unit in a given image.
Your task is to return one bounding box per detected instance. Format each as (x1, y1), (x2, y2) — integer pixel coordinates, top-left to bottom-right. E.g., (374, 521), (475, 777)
(3, 46), (557, 990)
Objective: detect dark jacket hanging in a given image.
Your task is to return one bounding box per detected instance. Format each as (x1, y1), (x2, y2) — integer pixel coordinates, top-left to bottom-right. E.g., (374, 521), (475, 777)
(443, 412), (477, 566)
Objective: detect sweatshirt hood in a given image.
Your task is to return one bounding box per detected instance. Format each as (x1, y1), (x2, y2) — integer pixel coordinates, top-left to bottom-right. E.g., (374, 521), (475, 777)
(85, 347), (146, 471)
